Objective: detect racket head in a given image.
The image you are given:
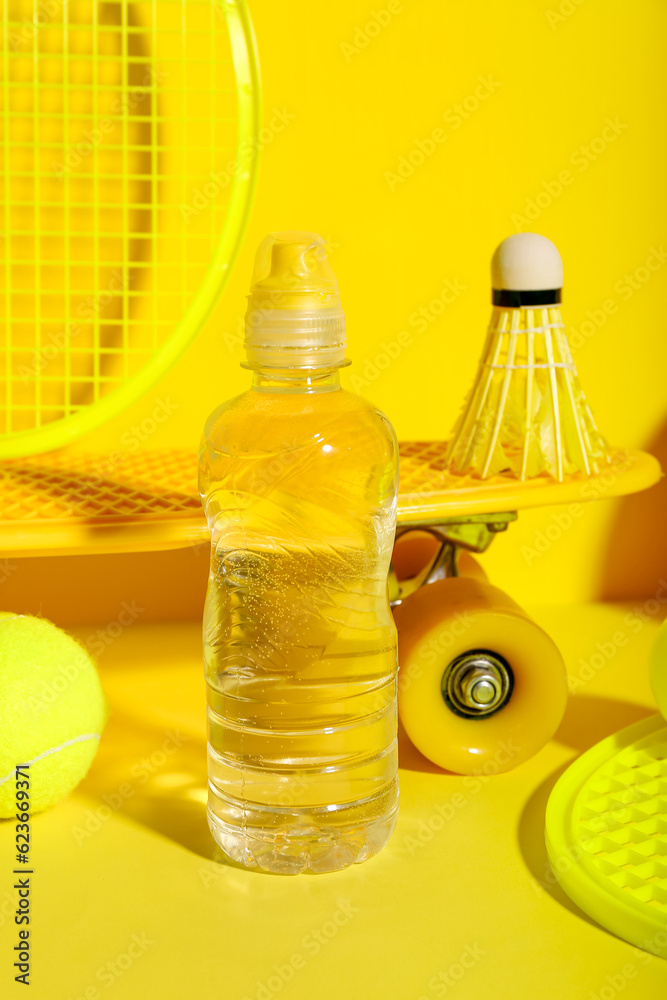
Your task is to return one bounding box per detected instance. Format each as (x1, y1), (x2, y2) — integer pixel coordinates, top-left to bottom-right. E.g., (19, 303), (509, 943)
(0, 0), (261, 457)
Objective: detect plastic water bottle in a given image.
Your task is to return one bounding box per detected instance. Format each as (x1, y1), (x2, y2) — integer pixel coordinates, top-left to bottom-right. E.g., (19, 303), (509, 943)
(199, 231), (399, 873)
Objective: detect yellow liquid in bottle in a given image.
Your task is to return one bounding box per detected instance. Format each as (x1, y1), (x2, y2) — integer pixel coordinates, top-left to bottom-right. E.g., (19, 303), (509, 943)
(200, 370), (398, 873)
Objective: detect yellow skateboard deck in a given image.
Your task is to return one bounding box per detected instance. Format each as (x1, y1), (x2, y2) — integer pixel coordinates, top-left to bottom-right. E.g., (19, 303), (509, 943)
(0, 443), (660, 557)
(397, 441), (661, 524)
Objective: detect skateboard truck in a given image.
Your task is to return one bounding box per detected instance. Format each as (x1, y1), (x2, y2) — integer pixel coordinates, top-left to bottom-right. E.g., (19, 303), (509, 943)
(389, 511), (517, 607)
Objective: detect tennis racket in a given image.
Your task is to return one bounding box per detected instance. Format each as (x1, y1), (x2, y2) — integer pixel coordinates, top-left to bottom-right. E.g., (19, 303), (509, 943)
(0, 0), (260, 458)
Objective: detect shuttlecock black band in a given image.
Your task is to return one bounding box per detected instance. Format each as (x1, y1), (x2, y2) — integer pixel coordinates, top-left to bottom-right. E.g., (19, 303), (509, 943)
(492, 288), (562, 307)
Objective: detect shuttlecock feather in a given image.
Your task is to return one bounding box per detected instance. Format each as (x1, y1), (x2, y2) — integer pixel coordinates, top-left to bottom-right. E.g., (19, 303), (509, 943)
(446, 233), (611, 482)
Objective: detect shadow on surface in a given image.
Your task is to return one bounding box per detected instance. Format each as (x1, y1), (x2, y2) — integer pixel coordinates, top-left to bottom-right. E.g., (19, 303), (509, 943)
(80, 708), (370, 876)
(518, 762), (601, 929)
(77, 710), (239, 865)
(398, 719), (453, 775)
(596, 418), (667, 601)
(520, 694), (658, 944)
(553, 693), (655, 753)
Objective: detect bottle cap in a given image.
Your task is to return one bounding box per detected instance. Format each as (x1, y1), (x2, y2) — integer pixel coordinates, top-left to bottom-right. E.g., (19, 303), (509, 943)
(244, 231), (346, 368)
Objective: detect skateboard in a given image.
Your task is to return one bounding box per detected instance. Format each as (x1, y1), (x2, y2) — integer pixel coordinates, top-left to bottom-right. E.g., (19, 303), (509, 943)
(0, 441), (660, 775)
(390, 441), (661, 774)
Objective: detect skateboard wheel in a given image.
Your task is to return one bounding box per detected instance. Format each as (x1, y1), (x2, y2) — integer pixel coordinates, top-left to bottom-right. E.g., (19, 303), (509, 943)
(393, 576), (567, 774)
(457, 551), (487, 582)
(392, 531), (487, 582)
(650, 619), (667, 720)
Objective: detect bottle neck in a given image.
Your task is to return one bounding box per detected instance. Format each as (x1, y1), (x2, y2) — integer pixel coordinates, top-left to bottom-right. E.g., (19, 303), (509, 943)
(249, 365), (341, 394)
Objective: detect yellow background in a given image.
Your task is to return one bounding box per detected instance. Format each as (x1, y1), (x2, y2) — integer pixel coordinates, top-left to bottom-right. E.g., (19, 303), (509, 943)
(49, 0), (665, 613)
(2, 607), (667, 999)
(5, 0), (666, 615)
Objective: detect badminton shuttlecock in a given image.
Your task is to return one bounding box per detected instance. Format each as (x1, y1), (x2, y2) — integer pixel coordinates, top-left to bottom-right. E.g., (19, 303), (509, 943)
(445, 233), (612, 482)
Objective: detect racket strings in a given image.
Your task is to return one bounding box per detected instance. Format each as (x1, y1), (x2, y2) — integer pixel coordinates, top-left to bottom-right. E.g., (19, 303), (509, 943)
(0, 0), (243, 439)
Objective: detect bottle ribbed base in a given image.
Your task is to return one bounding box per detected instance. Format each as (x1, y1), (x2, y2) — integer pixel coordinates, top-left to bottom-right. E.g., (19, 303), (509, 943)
(207, 797), (398, 875)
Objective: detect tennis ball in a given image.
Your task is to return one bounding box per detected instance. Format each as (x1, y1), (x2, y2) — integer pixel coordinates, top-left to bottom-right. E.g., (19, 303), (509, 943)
(0, 614), (107, 818)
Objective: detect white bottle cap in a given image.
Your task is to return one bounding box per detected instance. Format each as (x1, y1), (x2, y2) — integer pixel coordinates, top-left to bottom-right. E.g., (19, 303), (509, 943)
(244, 231), (346, 368)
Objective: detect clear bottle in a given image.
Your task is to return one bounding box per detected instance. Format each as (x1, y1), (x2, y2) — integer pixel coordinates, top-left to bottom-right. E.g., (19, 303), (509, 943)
(199, 231), (399, 873)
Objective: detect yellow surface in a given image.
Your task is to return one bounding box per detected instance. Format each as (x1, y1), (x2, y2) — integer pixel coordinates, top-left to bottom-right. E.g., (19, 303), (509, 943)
(64, 0), (667, 608)
(2, 603), (667, 998)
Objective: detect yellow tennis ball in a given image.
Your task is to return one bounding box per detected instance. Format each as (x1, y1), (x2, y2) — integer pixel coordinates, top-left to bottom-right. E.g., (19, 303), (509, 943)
(0, 614), (107, 818)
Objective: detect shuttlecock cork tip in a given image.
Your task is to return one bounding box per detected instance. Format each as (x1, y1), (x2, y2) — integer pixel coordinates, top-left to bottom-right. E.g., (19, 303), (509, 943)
(491, 233), (563, 306)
